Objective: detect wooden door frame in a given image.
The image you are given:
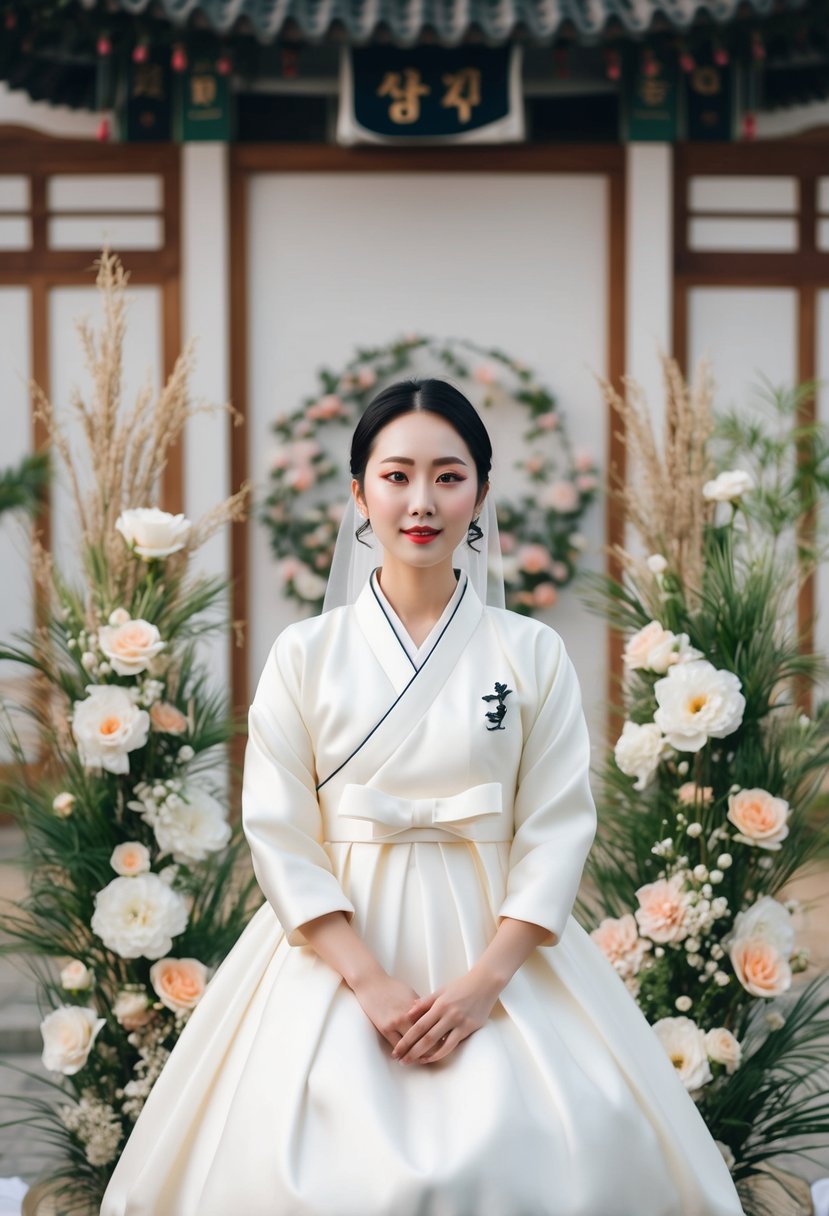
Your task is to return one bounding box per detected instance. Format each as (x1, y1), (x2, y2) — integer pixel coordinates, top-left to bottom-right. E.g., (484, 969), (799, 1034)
(228, 143), (628, 748)
(0, 129), (182, 789)
(673, 137), (829, 711)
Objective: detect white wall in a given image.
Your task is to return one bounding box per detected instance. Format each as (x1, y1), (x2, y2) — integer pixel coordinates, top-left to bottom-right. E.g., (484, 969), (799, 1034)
(246, 170), (611, 741)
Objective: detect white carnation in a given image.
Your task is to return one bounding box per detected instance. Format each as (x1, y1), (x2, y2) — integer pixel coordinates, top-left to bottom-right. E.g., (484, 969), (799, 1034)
(652, 1016), (712, 1092)
(614, 720), (669, 790)
(149, 785), (231, 864)
(91, 873), (188, 959)
(71, 685), (150, 775)
(653, 660), (745, 752)
(41, 1005), (106, 1075)
(115, 507), (192, 559)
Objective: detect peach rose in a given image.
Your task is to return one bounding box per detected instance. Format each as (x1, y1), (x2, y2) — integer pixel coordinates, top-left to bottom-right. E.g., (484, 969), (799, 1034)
(525, 456), (545, 475)
(472, 364), (498, 385)
(624, 621), (674, 671)
(150, 701), (188, 735)
(286, 466), (315, 492)
(729, 938), (792, 998)
(306, 394), (345, 420)
(590, 913), (651, 979)
(499, 532), (517, 554)
(517, 544), (551, 574)
(98, 618), (166, 677)
(110, 841), (151, 877)
(727, 788), (790, 851)
(634, 874), (691, 943)
(542, 481), (579, 513)
(677, 782), (714, 805)
(537, 412), (559, 430)
(533, 582), (558, 608)
(576, 474), (597, 492)
(574, 448), (594, 472)
(149, 957), (208, 1014)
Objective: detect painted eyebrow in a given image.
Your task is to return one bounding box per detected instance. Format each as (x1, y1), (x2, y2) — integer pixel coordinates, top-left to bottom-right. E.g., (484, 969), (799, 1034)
(378, 456), (468, 467)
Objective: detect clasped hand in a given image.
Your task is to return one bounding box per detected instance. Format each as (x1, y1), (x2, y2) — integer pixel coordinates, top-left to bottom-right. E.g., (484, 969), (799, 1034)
(353, 967), (503, 1066)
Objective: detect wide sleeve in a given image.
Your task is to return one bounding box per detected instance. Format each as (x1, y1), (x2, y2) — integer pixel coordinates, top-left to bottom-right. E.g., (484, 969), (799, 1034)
(241, 627), (356, 948)
(497, 626), (598, 947)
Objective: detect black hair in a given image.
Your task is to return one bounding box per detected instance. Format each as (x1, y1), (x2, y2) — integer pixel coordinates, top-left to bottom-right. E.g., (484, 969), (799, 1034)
(350, 378), (492, 548)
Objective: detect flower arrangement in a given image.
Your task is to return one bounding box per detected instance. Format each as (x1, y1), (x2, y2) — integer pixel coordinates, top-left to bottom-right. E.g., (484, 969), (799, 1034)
(0, 250), (259, 1212)
(260, 335), (599, 616)
(579, 355), (829, 1211)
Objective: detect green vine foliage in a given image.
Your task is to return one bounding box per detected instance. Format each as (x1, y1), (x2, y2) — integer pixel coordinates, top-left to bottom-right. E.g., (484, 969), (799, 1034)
(259, 334), (599, 616)
(576, 375), (829, 1210)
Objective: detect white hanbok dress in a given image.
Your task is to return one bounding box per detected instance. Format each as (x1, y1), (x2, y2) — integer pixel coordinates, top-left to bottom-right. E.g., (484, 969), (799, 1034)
(101, 567), (745, 1216)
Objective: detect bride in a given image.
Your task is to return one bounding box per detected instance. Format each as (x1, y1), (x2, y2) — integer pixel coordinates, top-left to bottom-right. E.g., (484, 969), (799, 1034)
(101, 377), (744, 1215)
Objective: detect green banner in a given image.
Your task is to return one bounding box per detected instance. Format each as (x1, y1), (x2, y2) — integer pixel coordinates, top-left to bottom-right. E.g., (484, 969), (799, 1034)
(685, 61), (734, 141)
(122, 55), (172, 142)
(623, 54), (679, 141)
(178, 58), (233, 141)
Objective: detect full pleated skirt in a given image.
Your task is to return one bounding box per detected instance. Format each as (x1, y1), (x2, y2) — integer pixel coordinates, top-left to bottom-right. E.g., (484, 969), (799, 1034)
(100, 841), (744, 1216)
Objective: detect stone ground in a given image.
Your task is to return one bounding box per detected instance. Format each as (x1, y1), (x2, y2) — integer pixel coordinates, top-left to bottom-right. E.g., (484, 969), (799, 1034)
(0, 825), (828, 1203)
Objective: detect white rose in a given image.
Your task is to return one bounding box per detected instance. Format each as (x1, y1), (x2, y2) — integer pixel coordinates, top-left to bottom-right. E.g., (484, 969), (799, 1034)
(291, 564), (328, 601)
(110, 841), (152, 877)
(41, 1005), (106, 1075)
(60, 960), (93, 990)
(705, 1027), (742, 1074)
(703, 469), (754, 503)
(614, 720), (669, 790)
(115, 507), (192, 559)
(150, 785), (231, 864)
(624, 622), (704, 674)
(647, 554), (667, 574)
(91, 873), (188, 960)
(108, 607), (131, 626)
(71, 685), (150, 775)
(52, 791), (76, 818)
(730, 895), (795, 957)
(98, 618), (166, 677)
(652, 1017), (712, 1092)
(112, 988), (154, 1030)
(653, 660), (745, 752)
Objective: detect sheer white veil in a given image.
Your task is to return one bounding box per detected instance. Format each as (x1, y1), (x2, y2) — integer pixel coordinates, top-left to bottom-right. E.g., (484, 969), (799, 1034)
(321, 491), (505, 613)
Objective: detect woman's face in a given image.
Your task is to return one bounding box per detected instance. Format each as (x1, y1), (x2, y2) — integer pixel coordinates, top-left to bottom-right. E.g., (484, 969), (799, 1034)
(352, 410), (488, 571)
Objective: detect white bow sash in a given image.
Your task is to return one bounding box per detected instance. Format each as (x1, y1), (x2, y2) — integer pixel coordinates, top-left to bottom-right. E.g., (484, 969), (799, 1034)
(333, 781), (508, 842)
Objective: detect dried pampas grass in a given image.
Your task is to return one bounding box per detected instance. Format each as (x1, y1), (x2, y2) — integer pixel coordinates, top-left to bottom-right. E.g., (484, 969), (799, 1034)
(597, 351), (716, 606)
(29, 248), (251, 612)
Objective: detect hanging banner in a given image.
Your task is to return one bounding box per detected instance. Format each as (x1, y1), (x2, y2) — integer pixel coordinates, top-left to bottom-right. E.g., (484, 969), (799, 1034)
(337, 45), (524, 145)
(121, 55), (172, 142)
(622, 53), (679, 141)
(686, 61), (734, 141)
(177, 57), (233, 141)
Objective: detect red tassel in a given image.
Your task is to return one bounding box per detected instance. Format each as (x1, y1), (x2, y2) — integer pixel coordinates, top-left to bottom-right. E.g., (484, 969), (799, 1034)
(742, 112), (757, 140)
(4, 10), (17, 29)
(713, 45), (729, 67)
(280, 46), (298, 78)
(96, 116), (111, 142)
(679, 51), (696, 73)
(97, 34), (112, 57)
(132, 43), (149, 64)
(171, 44), (188, 72)
(216, 54), (233, 76)
(605, 50), (621, 81)
(751, 31), (765, 61)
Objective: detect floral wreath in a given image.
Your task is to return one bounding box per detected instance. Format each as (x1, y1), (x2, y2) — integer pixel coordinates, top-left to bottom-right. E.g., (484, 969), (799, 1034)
(260, 335), (599, 616)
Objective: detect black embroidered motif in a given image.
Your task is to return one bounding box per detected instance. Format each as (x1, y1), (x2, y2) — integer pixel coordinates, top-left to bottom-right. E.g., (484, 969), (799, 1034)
(482, 681), (512, 731)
